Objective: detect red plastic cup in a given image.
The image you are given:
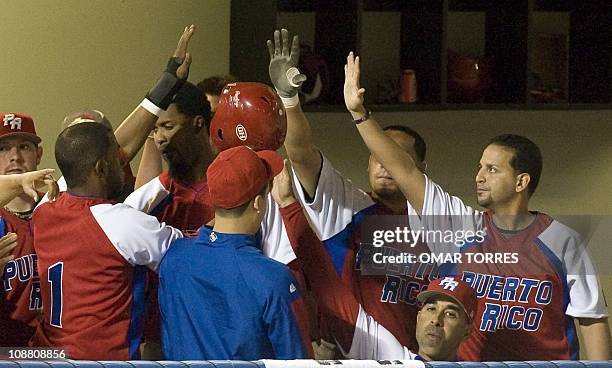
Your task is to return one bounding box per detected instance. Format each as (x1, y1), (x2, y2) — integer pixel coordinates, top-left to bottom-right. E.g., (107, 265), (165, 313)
(399, 69), (417, 103)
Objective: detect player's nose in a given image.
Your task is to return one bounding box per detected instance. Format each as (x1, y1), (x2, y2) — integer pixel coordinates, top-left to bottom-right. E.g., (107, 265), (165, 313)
(8, 147), (23, 161)
(430, 311), (444, 326)
(475, 169), (485, 183)
(154, 131), (167, 146)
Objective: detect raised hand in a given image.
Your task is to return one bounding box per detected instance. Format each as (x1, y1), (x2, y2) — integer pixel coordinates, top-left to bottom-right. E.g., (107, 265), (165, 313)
(19, 168), (57, 203)
(173, 24), (195, 80)
(267, 29), (307, 98)
(41, 174), (59, 203)
(343, 52), (367, 115)
(146, 25), (196, 111)
(271, 159), (296, 208)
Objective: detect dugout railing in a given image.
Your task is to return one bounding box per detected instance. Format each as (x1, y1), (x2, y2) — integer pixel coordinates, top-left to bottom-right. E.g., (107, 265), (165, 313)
(1, 361), (612, 368)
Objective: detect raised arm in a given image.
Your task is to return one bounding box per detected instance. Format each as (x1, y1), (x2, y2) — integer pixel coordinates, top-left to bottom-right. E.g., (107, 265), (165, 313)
(271, 160), (360, 353)
(114, 25), (195, 162)
(344, 53), (426, 214)
(273, 162), (415, 360)
(267, 29), (321, 198)
(134, 135), (163, 189)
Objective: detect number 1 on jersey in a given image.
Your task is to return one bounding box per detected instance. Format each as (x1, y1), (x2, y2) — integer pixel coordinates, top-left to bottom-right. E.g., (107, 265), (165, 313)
(48, 262), (64, 328)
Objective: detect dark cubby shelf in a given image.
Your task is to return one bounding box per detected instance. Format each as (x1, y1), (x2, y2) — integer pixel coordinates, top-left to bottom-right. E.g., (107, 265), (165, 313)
(232, 0), (612, 109)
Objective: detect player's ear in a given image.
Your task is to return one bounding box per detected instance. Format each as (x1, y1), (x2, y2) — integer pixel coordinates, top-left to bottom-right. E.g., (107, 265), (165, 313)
(193, 115), (206, 133)
(462, 321), (471, 340)
(253, 194), (264, 214)
(515, 173), (531, 194)
(460, 313), (472, 340)
(94, 159), (108, 178)
(36, 146), (43, 165)
(418, 160), (428, 174)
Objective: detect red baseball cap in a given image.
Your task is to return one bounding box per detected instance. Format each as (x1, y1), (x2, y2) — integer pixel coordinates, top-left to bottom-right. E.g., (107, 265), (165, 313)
(207, 146), (284, 209)
(0, 112), (41, 144)
(417, 276), (478, 321)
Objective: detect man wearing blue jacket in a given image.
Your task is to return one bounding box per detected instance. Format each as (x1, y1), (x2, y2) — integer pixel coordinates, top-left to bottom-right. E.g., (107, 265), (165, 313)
(158, 146), (309, 360)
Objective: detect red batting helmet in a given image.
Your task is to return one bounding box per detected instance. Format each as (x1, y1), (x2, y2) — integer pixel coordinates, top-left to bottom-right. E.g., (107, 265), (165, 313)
(210, 82), (287, 152)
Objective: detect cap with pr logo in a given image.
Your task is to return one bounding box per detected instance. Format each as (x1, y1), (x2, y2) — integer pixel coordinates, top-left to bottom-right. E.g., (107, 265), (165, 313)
(0, 113), (41, 144)
(417, 276), (478, 321)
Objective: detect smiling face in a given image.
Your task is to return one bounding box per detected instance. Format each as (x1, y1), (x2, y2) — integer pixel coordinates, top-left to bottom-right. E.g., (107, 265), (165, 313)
(368, 129), (423, 200)
(475, 144), (523, 209)
(416, 295), (471, 360)
(0, 136), (42, 175)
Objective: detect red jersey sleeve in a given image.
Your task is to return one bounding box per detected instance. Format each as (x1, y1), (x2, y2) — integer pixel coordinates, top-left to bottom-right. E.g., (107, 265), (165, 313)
(280, 201), (360, 353)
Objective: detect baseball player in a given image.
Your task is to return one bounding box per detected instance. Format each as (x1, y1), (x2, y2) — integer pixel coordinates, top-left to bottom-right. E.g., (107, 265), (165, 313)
(134, 73), (239, 189)
(31, 122), (183, 360)
(272, 157), (475, 361)
(128, 81), (214, 231)
(125, 81), (214, 357)
(0, 112), (53, 346)
(125, 81), (317, 358)
(158, 146), (310, 360)
(342, 51), (611, 360)
(32, 26), (199, 358)
(266, 29), (438, 355)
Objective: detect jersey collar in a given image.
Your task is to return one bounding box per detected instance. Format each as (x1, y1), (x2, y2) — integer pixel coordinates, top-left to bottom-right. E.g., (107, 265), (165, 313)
(198, 226), (258, 249)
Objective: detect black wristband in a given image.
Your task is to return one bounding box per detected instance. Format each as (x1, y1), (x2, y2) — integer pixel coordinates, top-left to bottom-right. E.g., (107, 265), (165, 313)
(166, 57), (182, 74)
(145, 57), (186, 110)
(353, 110), (371, 124)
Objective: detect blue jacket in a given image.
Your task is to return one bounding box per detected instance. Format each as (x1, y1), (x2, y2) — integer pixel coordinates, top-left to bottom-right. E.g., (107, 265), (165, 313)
(158, 227), (307, 360)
